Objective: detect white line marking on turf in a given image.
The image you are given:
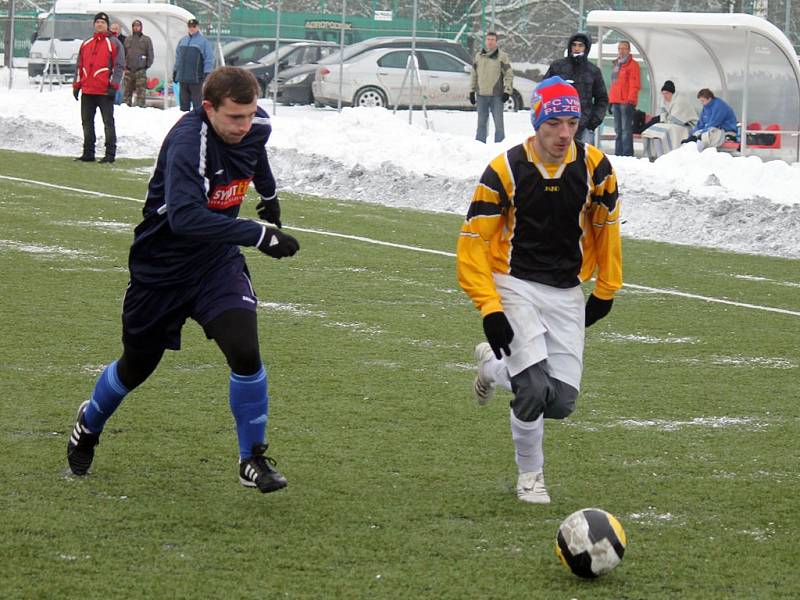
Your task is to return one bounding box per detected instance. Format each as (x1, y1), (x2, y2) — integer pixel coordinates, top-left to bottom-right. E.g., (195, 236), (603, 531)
(290, 226), (800, 317)
(0, 175), (144, 202)
(288, 225), (454, 257)
(3, 174), (799, 317)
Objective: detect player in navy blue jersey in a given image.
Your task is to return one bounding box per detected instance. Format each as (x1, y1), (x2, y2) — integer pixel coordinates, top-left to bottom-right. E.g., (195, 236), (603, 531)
(67, 66), (299, 493)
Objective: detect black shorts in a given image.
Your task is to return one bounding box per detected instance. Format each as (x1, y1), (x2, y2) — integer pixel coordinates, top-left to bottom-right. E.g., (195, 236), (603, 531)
(122, 256), (258, 352)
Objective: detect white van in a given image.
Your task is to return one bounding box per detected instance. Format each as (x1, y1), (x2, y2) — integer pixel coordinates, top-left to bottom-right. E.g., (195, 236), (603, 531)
(28, 12), (91, 82)
(28, 0), (196, 93)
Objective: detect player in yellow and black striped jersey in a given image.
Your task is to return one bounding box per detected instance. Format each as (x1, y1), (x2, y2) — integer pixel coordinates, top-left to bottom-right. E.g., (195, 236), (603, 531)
(456, 76), (622, 504)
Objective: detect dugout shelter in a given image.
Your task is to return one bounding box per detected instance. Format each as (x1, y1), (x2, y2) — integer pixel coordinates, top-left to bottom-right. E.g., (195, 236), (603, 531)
(587, 10), (800, 162)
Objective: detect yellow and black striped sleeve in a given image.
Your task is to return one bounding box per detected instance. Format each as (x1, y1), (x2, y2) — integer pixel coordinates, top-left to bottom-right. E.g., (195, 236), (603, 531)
(580, 146), (622, 299)
(457, 154), (513, 316)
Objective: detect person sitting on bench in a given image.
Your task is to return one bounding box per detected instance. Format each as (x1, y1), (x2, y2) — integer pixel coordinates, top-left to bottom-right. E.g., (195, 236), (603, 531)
(641, 80), (699, 160)
(681, 88), (737, 151)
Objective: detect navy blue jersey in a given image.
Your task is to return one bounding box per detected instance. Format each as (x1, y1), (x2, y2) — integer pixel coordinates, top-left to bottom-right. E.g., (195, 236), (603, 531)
(129, 105), (276, 287)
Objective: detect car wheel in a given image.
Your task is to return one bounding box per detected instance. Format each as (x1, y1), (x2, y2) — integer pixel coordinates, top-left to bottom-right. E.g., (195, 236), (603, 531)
(354, 86), (387, 108)
(504, 91), (522, 112)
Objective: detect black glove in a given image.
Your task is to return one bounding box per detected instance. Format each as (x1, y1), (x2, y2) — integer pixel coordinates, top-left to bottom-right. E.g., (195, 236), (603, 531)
(257, 227), (299, 259)
(106, 85), (116, 97)
(469, 91), (476, 105)
(255, 196), (281, 228)
(72, 88), (80, 101)
(585, 294), (613, 327)
(172, 71), (177, 82)
(502, 92), (510, 102)
(682, 134), (698, 144)
(482, 311), (514, 359)
(608, 105), (614, 115)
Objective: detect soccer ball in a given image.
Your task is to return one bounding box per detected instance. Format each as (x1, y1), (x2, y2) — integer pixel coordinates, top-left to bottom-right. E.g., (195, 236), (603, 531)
(556, 508), (627, 578)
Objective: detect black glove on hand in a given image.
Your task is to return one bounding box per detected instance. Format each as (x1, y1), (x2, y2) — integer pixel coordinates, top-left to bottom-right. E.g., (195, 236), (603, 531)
(482, 311), (514, 359)
(502, 92), (510, 102)
(257, 227), (299, 259)
(255, 196), (281, 228)
(469, 91), (476, 105)
(172, 71), (177, 82)
(72, 88), (80, 101)
(106, 85), (116, 97)
(585, 294), (614, 327)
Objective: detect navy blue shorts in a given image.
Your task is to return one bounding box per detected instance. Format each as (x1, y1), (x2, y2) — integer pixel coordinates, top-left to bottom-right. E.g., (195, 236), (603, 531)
(122, 256), (258, 352)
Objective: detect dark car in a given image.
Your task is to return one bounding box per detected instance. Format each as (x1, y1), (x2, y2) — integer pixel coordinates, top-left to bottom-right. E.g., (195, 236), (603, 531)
(221, 37), (306, 67)
(241, 40), (339, 96)
(269, 36), (472, 105)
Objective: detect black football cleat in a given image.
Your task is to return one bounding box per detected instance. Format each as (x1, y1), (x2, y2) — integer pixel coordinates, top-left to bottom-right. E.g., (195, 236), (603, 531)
(239, 443), (287, 493)
(73, 155), (95, 162)
(67, 401), (100, 476)
(97, 156), (115, 164)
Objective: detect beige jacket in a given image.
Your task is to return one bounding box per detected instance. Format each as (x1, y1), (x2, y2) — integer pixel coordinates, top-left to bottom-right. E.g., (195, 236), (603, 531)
(470, 48), (513, 96)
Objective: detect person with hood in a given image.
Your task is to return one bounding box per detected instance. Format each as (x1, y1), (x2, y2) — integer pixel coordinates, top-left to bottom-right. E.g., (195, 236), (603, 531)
(543, 32), (608, 144)
(72, 12), (125, 163)
(641, 80), (699, 160)
(469, 31), (514, 143)
(123, 19), (154, 108)
(682, 88), (738, 150)
(174, 18), (214, 111)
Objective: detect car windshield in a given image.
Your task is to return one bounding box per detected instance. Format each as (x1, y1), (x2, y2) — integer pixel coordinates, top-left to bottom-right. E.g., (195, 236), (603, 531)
(221, 40), (250, 54)
(257, 45), (297, 65)
(317, 40), (382, 65)
(35, 15), (93, 41)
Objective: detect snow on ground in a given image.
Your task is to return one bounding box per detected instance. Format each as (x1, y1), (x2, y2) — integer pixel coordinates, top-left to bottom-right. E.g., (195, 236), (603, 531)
(1, 67), (798, 259)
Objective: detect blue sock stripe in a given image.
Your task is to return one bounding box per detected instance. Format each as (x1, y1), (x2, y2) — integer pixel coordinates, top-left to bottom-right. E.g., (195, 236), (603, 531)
(84, 361), (130, 432)
(106, 361), (130, 395)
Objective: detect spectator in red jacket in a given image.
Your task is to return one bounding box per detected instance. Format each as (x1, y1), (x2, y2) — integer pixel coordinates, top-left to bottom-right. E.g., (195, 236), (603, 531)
(608, 40), (640, 156)
(72, 12), (125, 163)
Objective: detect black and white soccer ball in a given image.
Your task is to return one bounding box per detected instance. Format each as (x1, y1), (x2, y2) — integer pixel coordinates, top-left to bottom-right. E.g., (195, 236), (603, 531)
(556, 508), (627, 578)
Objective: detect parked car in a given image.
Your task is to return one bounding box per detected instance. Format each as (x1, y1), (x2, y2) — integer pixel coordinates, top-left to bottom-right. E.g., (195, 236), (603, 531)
(268, 36), (472, 105)
(312, 47), (535, 111)
(241, 40), (339, 96)
(221, 37), (306, 67)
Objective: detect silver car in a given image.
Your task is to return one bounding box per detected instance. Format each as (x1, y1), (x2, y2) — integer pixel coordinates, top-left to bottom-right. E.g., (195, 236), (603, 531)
(313, 47), (535, 111)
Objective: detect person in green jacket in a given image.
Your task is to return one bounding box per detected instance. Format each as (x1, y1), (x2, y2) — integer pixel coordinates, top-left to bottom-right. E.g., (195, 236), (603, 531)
(470, 31), (514, 143)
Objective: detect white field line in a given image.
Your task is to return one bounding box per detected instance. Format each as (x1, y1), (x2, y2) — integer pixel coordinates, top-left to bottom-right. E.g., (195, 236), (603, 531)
(3, 174), (799, 318)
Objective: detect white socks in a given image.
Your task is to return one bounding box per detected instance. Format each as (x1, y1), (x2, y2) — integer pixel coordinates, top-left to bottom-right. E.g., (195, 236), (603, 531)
(510, 410), (544, 474)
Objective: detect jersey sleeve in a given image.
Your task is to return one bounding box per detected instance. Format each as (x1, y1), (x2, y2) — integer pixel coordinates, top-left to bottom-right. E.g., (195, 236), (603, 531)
(580, 149), (622, 299)
(456, 158), (510, 316)
(251, 113), (277, 199)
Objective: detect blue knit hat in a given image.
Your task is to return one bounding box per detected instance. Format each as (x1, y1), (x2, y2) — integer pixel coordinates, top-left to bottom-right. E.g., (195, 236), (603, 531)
(530, 76), (581, 129)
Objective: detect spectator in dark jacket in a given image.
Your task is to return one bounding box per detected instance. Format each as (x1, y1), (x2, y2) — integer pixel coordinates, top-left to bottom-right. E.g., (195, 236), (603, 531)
(174, 18), (214, 111)
(72, 12), (125, 163)
(110, 22), (127, 105)
(123, 20), (154, 108)
(543, 32), (608, 145)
